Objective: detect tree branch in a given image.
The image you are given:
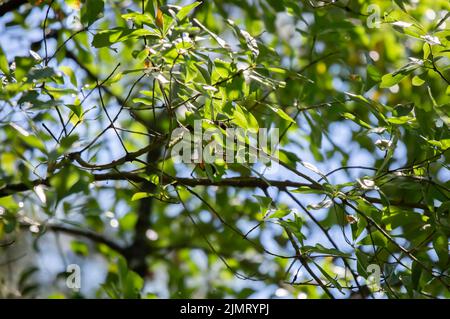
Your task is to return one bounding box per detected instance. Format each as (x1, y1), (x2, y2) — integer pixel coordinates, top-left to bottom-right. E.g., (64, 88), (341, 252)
(68, 136), (166, 171)
(0, 173), (435, 212)
(19, 221), (126, 255)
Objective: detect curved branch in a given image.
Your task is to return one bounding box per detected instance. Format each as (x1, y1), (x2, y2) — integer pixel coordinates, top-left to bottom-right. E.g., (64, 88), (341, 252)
(68, 136), (167, 171)
(19, 222), (126, 255)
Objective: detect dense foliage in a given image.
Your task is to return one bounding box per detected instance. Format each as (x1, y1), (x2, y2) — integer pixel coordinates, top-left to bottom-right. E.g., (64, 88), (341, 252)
(0, 0), (449, 299)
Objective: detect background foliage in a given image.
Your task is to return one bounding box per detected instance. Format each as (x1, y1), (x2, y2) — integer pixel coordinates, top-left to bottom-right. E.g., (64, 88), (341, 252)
(0, 0), (449, 299)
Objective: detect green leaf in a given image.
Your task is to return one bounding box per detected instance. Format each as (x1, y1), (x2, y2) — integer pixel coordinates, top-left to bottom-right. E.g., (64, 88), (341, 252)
(380, 72), (407, 88)
(411, 261), (422, 290)
(59, 134), (79, 152)
(212, 58), (232, 82)
(121, 12), (155, 26)
(387, 116), (414, 125)
(292, 186), (327, 195)
(433, 232), (449, 267)
(358, 230), (388, 246)
(268, 208), (291, 219)
(10, 122), (47, 153)
(303, 244), (351, 258)
(81, 0), (104, 25)
(117, 257), (143, 298)
(367, 64), (382, 82)
(131, 192), (156, 201)
(427, 139), (450, 150)
(14, 56), (36, 81)
(146, 174), (159, 186)
(132, 97), (153, 105)
(193, 18), (230, 50)
(342, 112), (372, 129)
(66, 103), (82, 120)
(313, 261), (343, 292)
(60, 66), (77, 87)
(232, 104), (258, 130)
(119, 213), (138, 231)
(70, 240), (89, 256)
(92, 28), (158, 48)
(411, 75), (425, 86)
(50, 165), (92, 202)
(394, 103), (414, 116)
(267, 105), (295, 123)
(176, 1), (201, 22)
(0, 45), (9, 75)
(380, 62), (420, 88)
(26, 67), (56, 83)
(253, 195), (272, 211)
